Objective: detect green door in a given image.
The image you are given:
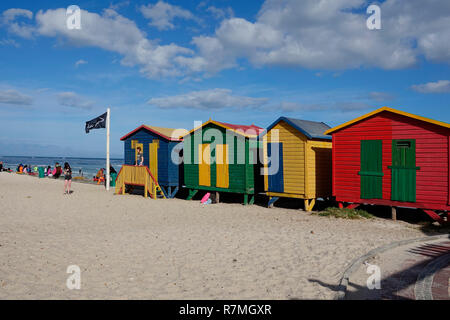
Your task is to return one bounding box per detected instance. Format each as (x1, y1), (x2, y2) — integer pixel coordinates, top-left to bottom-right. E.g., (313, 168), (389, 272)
(359, 140), (383, 199)
(389, 139), (420, 202)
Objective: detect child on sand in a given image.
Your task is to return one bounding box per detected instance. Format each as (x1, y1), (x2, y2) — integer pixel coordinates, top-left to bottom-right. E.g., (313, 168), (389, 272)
(63, 162), (72, 195)
(94, 168), (104, 183)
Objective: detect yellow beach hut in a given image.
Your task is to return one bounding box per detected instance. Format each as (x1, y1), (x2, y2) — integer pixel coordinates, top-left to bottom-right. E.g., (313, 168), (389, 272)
(261, 117), (332, 211)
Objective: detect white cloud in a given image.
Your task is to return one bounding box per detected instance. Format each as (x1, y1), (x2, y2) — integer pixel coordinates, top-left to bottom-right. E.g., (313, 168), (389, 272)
(0, 7), (195, 78)
(368, 91), (395, 102)
(206, 6), (234, 20)
(57, 92), (94, 109)
(182, 0), (450, 74)
(411, 80), (450, 94)
(140, 1), (196, 30)
(147, 88), (268, 110)
(0, 89), (33, 105)
(1, 8), (32, 23)
(1, 8), (34, 38)
(0, 38), (19, 47)
(278, 102), (327, 112)
(2, 1), (450, 79)
(277, 101), (373, 113)
(109, 1), (130, 11)
(33, 8), (193, 78)
(335, 101), (374, 112)
(75, 59), (88, 68)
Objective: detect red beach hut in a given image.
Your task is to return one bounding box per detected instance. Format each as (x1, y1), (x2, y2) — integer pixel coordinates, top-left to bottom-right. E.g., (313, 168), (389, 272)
(325, 107), (450, 224)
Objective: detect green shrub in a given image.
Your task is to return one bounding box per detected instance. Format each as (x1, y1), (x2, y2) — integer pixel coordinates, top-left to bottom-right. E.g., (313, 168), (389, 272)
(313, 207), (373, 219)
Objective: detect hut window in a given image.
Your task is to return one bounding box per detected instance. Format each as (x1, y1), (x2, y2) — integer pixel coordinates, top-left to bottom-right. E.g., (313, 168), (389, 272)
(396, 141), (411, 148)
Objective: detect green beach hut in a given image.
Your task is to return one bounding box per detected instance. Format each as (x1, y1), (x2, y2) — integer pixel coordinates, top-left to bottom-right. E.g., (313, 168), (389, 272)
(182, 120), (264, 205)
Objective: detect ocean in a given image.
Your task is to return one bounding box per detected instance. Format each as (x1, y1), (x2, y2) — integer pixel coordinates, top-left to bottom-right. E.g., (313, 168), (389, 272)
(0, 156), (123, 178)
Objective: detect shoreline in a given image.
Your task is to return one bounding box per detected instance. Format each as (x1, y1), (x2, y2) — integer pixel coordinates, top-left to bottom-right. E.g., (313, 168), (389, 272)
(0, 156), (123, 181)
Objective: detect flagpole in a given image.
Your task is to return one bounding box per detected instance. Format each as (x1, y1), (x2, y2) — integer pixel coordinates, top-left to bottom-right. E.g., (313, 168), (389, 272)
(106, 108), (110, 191)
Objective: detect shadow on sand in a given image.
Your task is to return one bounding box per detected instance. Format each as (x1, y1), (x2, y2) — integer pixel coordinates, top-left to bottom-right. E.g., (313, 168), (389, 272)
(309, 234), (450, 300)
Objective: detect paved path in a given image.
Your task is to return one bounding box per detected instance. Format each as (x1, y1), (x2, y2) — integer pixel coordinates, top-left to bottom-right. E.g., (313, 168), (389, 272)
(345, 238), (450, 300)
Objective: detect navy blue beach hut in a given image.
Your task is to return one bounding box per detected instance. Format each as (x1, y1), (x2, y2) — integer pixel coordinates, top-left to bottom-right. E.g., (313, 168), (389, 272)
(120, 125), (183, 198)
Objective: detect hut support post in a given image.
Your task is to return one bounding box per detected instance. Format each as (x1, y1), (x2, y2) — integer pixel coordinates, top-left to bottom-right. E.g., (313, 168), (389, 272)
(249, 195), (255, 205)
(187, 189), (198, 200)
(268, 196), (279, 208)
(339, 202), (360, 210)
(423, 209), (446, 225)
(159, 186), (168, 199)
(391, 207), (397, 221)
(170, 186), (179, 198)
(144, 177), (148, 199)
(215, 192), (220, 204)
(304, 199), (315, 212)
(244, 194), (248, 205)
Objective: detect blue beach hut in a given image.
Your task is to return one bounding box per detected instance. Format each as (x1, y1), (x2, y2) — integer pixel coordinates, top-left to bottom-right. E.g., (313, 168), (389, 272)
(119, 125), (184, 198)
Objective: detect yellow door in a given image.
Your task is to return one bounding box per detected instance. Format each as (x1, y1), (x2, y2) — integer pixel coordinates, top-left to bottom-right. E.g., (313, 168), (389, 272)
(216, 144), (229, 188)
(198, 144), (210, 186)
(149, 142), (158, 181)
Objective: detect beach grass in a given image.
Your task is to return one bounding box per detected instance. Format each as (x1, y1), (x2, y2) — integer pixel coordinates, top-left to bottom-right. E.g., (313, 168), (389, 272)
(314, 207), (373, 219)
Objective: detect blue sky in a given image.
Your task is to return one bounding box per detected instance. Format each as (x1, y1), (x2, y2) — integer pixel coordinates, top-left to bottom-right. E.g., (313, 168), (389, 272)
(0, 0), (449, 158)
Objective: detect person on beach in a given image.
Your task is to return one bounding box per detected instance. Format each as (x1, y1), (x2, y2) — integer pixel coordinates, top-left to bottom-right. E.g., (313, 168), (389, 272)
(53, 163), (62, 179)
(135, 147), (144, 166)
(94, 168), (105, 184)
(46, 166), (52, 176)
(63, 162), (72, 194)
(0, 161), (3, 172)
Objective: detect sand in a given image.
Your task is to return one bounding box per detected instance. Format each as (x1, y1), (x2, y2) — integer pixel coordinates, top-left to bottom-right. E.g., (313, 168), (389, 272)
(0, 172), (429, 299)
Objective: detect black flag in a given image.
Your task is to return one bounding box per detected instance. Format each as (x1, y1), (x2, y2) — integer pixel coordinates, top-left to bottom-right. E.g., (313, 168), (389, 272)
(85, 112), (107, 133)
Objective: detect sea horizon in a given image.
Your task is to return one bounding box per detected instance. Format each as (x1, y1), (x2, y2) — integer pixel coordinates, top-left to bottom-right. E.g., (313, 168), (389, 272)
(0, 155), (124, 178)
(0, 155), (123, 160)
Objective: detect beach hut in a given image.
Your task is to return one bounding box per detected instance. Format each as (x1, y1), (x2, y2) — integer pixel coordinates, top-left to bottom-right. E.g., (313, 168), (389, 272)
(325, 107), (450, 224)
(119, 125), (184, 198)
(261, 117), (332, 211)
(182, 120), (264, 205)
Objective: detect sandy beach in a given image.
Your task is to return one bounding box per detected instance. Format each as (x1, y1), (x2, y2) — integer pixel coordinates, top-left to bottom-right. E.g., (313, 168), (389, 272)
(0, 172), (433, 299)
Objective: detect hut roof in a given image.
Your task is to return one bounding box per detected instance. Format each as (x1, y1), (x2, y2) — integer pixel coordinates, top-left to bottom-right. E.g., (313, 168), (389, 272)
(183, 120), (264, 138)
(265, 117), (331, 140)
(325, 107), (450, 135)
(120, 125), (183, 142)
